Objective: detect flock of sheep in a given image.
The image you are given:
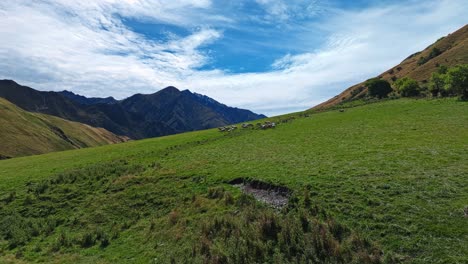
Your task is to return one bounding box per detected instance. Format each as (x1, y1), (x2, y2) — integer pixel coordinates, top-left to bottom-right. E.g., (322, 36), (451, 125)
(216, 110), (344, 133)
(218, 115), (304, 133)
(218, 121), (276, 132)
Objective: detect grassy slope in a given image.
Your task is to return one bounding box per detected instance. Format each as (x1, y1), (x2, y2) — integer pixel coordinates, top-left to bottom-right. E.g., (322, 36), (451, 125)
(0, 98), (127, 158)
(0, 99), (467, 263)
(314, 24), (468, 110)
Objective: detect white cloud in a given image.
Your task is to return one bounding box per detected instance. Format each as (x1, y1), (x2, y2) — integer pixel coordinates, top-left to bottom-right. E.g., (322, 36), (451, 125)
(255, 0), (325, 22)
(0, 0), (466, 116)
(0, 0), (221, 95)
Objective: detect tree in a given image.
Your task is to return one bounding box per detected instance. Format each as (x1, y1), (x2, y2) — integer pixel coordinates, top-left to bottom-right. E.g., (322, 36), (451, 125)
(437, 65), (448, 74)
(417, 47), (443, 66)
(394, 77), (420, 97)
(365, 78), (393, 98)
(428, 72), (445, 97)
(444, 64), (468, 100)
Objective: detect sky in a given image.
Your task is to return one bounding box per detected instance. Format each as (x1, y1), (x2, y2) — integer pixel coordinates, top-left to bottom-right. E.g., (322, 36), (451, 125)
(0, 0), (466, 116)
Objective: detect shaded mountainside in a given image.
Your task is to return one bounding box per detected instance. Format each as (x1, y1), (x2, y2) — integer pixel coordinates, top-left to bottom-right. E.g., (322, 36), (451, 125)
(0, 80), (266, 139)
(0, 98), (128, 158)
(313, 24), (468, 110)
(0, 80), (138, 137)
(121, 87), (267, 134)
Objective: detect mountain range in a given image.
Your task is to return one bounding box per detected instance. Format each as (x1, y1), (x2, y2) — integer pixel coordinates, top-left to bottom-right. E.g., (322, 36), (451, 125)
(0, 80), (266, 140)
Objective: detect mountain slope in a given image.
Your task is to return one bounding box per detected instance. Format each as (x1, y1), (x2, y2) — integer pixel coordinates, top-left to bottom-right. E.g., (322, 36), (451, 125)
(0, 98), (466, 263)
(0, 80), (266, 139)
(0, 80), (138, 137)
(0, 97), (128, 158)
(58, 90), (118, 105)
(120, 87), (267, 134)
(313, 24), (468, 110)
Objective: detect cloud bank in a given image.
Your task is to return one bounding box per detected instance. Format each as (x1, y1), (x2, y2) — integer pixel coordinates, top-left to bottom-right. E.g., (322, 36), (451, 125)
(0, 0), (466, 116)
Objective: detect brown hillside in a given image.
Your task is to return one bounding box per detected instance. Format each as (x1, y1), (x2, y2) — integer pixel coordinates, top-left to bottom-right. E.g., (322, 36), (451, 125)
(0, 98), (129, 158)
(313, 24), (468, 110)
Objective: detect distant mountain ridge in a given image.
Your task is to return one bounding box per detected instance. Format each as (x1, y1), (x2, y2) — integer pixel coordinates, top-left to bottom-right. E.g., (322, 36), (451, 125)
(58, 90), (118, 105)
(313, 24), (468, 109)
(0, 80), (266, 139)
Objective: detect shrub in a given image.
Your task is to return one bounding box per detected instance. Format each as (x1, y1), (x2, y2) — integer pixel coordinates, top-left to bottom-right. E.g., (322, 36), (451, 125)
(418, 47), (442, 65)
(437, 65), (448, 74)
(394, 77), (420, 97)
(365, 78), (393, 99)
(350, 86), (365, 98)
(444, 64), (468, 100)
(429, 72), (445, 97)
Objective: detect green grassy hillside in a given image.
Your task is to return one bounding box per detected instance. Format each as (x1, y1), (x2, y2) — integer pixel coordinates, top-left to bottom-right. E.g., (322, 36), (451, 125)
(0, 99), (466, 263)
(0, 98), (128, 158)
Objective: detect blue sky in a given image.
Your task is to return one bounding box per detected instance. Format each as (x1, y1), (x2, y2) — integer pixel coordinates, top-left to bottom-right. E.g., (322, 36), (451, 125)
(0, 0), (466, 116)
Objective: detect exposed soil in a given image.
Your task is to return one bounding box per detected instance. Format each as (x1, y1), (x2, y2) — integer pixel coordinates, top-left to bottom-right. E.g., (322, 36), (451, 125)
(229, 178), (291, 209)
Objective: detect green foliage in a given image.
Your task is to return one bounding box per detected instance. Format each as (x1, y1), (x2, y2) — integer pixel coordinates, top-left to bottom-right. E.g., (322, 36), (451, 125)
(394, 77), (420, 97)
(428, 64), (468, 100)
(429, 72), (446, 97)
(437, 65), (448, 74)
(417, 47), (442, 65)
(365, 78), (393, 98)
(444, 64), (468, 100)
(350, 86), (365, 98)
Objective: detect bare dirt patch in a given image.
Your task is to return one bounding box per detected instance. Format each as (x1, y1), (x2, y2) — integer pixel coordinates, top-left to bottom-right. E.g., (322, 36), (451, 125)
(229, 178), (291, 209)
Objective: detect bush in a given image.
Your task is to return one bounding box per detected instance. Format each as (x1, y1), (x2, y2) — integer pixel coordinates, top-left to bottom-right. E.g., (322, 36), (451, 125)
(428, 64), (468, 99)
(417, 47), (442, 65)
(365, 78), (393, 99)
(394, 77), (420, 97)
(429, 72), (445, 97)
(444, 64), (468, 100)
(437, 65), (448, 74)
